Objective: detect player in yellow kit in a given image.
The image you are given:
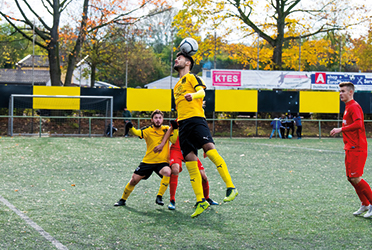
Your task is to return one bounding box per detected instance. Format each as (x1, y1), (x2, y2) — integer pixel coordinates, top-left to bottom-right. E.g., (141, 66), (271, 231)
(173, 52), (238, 218)
(114, 109), (172, 207)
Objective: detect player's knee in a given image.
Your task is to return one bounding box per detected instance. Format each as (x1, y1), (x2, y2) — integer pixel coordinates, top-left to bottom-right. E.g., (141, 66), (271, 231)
(348, 176), (361, 185)
(203, 143), (215, 153)
(160, 167), (171, 177)
(171, 164), (180, 175)
(129, 177), (140, 186)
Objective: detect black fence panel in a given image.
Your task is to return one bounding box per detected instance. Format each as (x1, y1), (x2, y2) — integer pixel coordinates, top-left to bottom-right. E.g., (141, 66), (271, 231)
(81, 88), (126, 111)
(258, 90), (299, 113)
(0, 85), (33, 108)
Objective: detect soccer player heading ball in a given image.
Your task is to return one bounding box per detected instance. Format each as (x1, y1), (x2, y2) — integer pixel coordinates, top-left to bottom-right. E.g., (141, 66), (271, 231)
(330, 82), (372, 218)
(172, 46), (238, 218)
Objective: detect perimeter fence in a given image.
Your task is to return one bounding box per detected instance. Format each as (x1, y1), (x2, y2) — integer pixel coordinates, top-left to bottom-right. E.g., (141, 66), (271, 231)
(1, 115), (372, 139)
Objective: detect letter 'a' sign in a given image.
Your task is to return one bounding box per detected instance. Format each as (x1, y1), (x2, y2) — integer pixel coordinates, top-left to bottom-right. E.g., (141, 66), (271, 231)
(213, 71), (241, 86)
(315, 72), (326, 84)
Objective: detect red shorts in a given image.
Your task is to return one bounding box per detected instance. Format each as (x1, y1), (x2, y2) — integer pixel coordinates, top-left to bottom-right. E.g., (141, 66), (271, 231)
(169, 149), (204, 173)
(345, 150), (367, 178)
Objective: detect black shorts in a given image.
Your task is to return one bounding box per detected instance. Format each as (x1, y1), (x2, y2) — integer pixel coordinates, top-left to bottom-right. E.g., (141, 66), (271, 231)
(178, 117), (214, 158)
(134, 162), (169, 180)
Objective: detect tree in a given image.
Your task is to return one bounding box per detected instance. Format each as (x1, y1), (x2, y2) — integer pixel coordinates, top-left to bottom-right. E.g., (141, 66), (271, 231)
(142, 8), (178, 54)
(0, 0), (89, 86)
(0, 0), (171, 86)
(350, 23), (372, 72)
(96, 28), (169, 88)
(0, 23), (45, 68)
(175, 0), (370, 70)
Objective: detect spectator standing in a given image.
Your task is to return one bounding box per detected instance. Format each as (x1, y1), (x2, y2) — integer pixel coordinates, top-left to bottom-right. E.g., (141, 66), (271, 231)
(286, 113), (295, 138)
(294, 114), (302, 139)
(269, 117), (282, 139)
(279, 114), (287, 139)
(123, 107), (132, 137)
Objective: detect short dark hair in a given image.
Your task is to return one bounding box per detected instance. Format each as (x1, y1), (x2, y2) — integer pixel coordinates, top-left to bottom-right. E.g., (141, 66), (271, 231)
(339, 82), (354, 91)
(151, 109), (164, 119)
(176, 52), (194, 70)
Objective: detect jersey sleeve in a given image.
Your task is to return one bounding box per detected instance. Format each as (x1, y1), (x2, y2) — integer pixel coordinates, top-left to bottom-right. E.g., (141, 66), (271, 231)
(342, 105), (363, 132)
(189, 74), (206, 90)
(351, 105), (363, 122)
(169, 129), (178, 144)
(130, 127), (142, 138)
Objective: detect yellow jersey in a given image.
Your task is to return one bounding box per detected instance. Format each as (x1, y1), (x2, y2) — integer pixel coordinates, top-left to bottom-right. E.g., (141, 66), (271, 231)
(174, 73), (206, 121)
(133, 125), (171, 164)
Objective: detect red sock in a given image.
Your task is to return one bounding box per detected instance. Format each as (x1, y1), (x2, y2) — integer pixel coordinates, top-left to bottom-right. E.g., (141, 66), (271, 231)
(357, 179), (372, 205)
(169, 174), (178, 202)
(202, 180), (209, 199)
(351, 182), (370, 206)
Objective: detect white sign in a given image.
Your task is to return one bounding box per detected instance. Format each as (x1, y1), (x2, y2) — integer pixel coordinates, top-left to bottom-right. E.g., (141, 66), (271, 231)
(202, 70), (372, 91)
(203, 70), (311, 90)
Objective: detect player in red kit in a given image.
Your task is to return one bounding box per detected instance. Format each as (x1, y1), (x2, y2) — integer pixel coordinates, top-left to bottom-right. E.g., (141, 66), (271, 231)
(330, 82), (372, 218)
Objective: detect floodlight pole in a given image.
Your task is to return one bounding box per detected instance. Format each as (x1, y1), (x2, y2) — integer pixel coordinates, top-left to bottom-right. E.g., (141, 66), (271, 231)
(169, 31), (174, 90)
(257, 33), (260, 70)
(125, 39), (129, 88)
(339, 39), (342, 72)
(32, 20), (35, 86)
(298, 35), (301, 71)
(76, 55), (89, 87)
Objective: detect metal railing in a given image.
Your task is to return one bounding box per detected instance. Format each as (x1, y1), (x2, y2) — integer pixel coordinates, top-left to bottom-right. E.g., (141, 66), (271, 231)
(1, 115), (371, 139)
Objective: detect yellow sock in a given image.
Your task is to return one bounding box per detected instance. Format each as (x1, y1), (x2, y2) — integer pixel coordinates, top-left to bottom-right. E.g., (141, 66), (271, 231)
(157, 176), (170, 196)
(186, 161), (204, 202)
(121, 183), (135, 200)
(206, 149), (235, 188)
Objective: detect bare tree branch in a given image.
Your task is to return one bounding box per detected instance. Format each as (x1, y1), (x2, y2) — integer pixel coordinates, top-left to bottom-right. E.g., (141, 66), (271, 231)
(16, 0), (52, 31)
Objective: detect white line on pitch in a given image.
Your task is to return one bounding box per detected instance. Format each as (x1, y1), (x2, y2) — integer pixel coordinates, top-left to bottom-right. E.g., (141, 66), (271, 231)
(251, 143), (343, 153)
(225, 140), (344, 154)
(0, 195), (68, 250)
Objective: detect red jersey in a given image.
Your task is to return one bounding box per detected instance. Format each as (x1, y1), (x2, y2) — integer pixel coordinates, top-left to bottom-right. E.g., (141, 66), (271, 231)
(170, 136), (181, 152)
(342, 100), (367, 151)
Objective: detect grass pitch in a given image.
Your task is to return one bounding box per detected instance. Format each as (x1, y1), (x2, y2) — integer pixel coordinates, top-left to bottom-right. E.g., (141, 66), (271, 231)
(1, 137), (372, 249)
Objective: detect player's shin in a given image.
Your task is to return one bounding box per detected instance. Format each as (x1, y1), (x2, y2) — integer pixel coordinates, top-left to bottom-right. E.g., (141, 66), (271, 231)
(157, 176), (170, 196)
(351, 181), (370, 206)
(202, 180), (210, 199)
(169, 174), (178, 201)
(121, 183), (135, 200)
(205, 149), (235, 188)
(185, 161), (204, 202)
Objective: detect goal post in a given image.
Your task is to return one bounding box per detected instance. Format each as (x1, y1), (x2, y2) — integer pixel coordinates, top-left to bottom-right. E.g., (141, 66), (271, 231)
(8, 94), (114, 137)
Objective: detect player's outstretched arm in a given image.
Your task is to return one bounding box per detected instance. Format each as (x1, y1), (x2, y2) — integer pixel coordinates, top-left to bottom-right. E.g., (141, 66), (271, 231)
(184, 86), (205, 102)
(126, 122), (141, 137)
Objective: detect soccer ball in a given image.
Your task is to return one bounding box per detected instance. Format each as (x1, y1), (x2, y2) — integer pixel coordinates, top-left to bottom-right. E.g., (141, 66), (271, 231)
(288, 134), (292, 139)
(179, 37), (198, 56)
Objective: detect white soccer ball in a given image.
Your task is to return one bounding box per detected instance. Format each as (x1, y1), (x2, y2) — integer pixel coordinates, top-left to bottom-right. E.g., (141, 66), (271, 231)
(179, 37), (198, 56)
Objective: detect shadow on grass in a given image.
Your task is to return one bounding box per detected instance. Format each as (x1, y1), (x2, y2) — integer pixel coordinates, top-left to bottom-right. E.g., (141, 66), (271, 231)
(113, 204), (229, 233)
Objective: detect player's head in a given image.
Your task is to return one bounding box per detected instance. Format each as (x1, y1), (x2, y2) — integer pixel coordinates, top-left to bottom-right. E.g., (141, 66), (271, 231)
(151, 109), (164, 128)
(174, 52), (194, 72)
(339, 82), (354, 103)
